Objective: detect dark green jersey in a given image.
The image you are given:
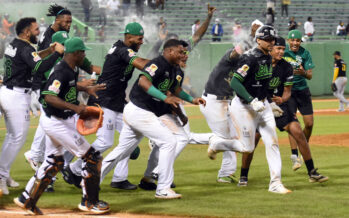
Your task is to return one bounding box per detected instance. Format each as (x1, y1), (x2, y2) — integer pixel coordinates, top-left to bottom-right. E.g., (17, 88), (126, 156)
(284, 45), (315, 91)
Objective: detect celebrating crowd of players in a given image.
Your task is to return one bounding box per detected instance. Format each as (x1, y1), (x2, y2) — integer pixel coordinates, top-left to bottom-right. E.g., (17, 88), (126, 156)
(0, 3), (330, 215)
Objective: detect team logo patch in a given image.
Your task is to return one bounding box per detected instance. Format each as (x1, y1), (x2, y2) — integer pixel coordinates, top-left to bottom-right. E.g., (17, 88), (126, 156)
(31, 52), (41, 62)
(145, 64), (158, 76)
(176, 75), (182, 82)
(48, 79), (61, 94)
(128, 49), (136, 57)
(237, 64), (249, 77)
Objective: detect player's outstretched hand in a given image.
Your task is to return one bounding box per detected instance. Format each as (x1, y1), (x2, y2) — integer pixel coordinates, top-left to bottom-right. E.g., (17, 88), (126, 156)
(207, 4), (216, 17)
(164, 96), (183, 108)
(192, 97), (206, 106)
(86, 83), (106, 99)
(270, 102), (284, 117)
(79, 78), (97, 87)
(250, 98), (265, 112)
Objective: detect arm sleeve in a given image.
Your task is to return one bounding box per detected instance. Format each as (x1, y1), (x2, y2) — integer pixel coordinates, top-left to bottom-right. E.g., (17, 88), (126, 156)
(230, 77), (254, 103)
(42, 70), (66, 96)
(333, 62), (340, 82)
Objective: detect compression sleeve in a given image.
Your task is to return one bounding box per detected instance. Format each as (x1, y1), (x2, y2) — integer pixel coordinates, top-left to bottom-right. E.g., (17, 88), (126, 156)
(178, 90), (194, 103)
(230, 77), (254, 103)
(147, 85), (167, 101)
(332, 67), (339, 82)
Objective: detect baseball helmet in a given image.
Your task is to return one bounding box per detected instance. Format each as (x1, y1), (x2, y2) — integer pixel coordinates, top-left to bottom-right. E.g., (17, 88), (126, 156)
(255, 25), (276, 40)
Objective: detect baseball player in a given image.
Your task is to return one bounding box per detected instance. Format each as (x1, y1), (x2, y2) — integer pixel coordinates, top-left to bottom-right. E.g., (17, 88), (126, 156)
(65, 22), (149, 190)
(0, 17), (64, 195)
(14, 37), (109, 215)
(237, 37), (328, 186)
(100, 39), (205, 199)
(207, 26), (291, 194)
(283, 29), (315, 171)
(332, 51), (349, 111)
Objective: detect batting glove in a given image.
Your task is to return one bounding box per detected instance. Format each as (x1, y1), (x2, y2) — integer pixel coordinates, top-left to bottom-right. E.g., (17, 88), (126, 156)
(270, 102), (284, 117)
(250, 98), (265, 112)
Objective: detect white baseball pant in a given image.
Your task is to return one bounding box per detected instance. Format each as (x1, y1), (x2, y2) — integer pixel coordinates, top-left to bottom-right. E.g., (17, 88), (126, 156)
(333, 77), (349, 110)
(30, 90), (41, 117)
(101, 102), (176, 191)
(70, 107), (130, 183)
(0, 86), (31, 179)
(199, 94), (237, 177)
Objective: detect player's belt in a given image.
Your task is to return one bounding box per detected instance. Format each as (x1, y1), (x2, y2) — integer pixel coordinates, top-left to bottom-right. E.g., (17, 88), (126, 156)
(203, 92), (232, 100)
(6, 85), (31, 94)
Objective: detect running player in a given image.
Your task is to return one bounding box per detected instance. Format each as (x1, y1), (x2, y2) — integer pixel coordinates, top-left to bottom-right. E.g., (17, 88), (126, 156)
(207, 26), (291, 194)
(332, 51), (349, 111)
(283, 29), (315, 170)
(0, 17), (64, 195)
(14, 37), (109, 215)
(237, 37), (328, 186)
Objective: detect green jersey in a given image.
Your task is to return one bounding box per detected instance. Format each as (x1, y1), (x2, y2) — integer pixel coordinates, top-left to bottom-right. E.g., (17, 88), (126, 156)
(283, 45), (315, 90)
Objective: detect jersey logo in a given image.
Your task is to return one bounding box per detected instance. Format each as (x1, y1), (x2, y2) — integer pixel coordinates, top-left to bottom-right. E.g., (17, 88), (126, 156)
(237, 64), (249, 77)
(65, 87), (77, 103)
(176, 75), (182, 82)
(127, 49), (136, 57)
(158, 78), (170, 92)
(48, 79), (61, 94)
(256, 64), (272, 80)
(108, 46), (116, 54)
(31, 52), (41, 62)
(145, 64), (158, 76)
(4, 45), (17, 57)
(269, 77), (281, 89)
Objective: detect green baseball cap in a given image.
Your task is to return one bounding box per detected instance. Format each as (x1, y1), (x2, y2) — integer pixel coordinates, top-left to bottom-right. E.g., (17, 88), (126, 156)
(120, 22), (144, 35)
(52, 31), (69, 44)
(64, 37), (91, 53)
(288, 30), (302, 39)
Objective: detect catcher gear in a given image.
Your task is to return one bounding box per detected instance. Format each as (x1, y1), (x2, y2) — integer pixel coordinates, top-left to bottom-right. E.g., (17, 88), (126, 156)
(331, 83), (337, 92)
(77, 105), (104, 136)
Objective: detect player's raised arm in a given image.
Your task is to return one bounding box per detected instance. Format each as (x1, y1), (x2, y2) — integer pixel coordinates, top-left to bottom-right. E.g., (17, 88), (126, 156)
(191, 4), (216, 45)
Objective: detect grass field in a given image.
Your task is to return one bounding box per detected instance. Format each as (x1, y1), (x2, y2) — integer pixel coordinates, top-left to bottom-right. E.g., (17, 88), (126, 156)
(0, 100), (349, 217)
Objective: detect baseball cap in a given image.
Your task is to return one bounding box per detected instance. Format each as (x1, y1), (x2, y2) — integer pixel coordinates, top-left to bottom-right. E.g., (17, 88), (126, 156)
(64, 37), (91, 53)
(288, 30), (302, 39)
(275, 36), (286, 46)
(120, 22), (144, 35)
(255, 25), (276, 40)
(52, 31), (69, 44)
(333, 51), (341, 56)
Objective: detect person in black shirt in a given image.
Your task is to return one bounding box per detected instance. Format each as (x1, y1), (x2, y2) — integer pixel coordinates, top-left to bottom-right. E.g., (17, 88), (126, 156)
(0, 17), (63, 195)
(332, 51), (349, 111)
(238, 37), (328, 187)
(101, 39), (205, 199)
(14, 37), (109, 215)
(288, 16), (298, 31)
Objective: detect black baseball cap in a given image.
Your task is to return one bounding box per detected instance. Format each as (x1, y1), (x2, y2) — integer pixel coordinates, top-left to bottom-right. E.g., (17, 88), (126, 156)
(275, 37), (286, 47)
(333, 51), (341, 56)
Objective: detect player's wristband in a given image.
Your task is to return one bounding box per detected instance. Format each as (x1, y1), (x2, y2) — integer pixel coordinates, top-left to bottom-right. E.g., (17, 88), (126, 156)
(147, 85), (167, 101)
(178, 90), (194, 103)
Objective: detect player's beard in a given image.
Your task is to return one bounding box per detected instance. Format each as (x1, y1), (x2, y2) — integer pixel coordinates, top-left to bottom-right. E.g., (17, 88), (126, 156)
(29, 34), (38, 44)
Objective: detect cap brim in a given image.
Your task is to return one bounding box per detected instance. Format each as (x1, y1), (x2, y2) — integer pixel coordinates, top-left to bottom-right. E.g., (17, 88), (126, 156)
(84, 46), (92, 50)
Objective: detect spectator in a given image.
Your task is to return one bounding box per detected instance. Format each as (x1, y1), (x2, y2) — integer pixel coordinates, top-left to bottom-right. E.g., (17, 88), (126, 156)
(266, 0), (276, 12)
(336, 21), (346, 37)
(211, 18), (223, 42)
(98, 25), (106, 42)
(136, 0), (144, 18)
(122, 0), (131, 16)
(98, 0), (108, 26)
(304, 16), (315, 41)
(83, 26), (89, 42)
(265, 7), (275, 26)
(192, 19), (200, 35)
(2, 14), (14, 36)
(156, 0), (165, 10)
(157, 17), (165, 29)
(288, 16), (298, 30)
(281, 0), (291, 18)
(81, 0), (92, 22)
(108, 0), (120, 15)
(73, 24), (82, 37)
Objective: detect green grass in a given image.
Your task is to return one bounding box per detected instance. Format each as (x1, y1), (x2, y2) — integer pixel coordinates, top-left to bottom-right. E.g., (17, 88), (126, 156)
(0, 102), (349, 217)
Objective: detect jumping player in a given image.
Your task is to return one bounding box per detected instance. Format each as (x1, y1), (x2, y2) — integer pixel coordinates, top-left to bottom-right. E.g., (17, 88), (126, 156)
(237, 37), (328, 187)
(14, 37), (109, 215)
(332, 51), (349, 111)
(283, 29), (315, 171)
(207, 26), (291, 194)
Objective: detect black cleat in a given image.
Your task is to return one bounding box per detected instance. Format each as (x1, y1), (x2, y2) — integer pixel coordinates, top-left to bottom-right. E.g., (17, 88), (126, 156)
(138, 178), (157, 190)
(170, 182), (176, 188)
(62, 166), (82, 189)
(44, 181), (55, 192)
(237, 176), (248, 187)
(309, 168), (329, 183)
(110, 180), (137, 190)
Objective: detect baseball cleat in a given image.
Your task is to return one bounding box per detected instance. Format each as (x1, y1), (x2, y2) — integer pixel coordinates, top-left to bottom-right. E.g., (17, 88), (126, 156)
(290, 154), (302, 171)
(155, 188), (182, 199)
(138, 177), (157, 190)
(0, 178), (9, 195)
(78, 198), (110, 214)
(309, 168), (329, 183)
(268, 183), (292, 194)
(217, 175), (238, 183)
(6, 177), (19, 188)
(14, 195), (43, 215)
(337, 108), (345, 112)
(24, 151), (40, 171)
(45, 180), (55, 192)
(110, 180), (137, 190)
(237, 176), (248, 187)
